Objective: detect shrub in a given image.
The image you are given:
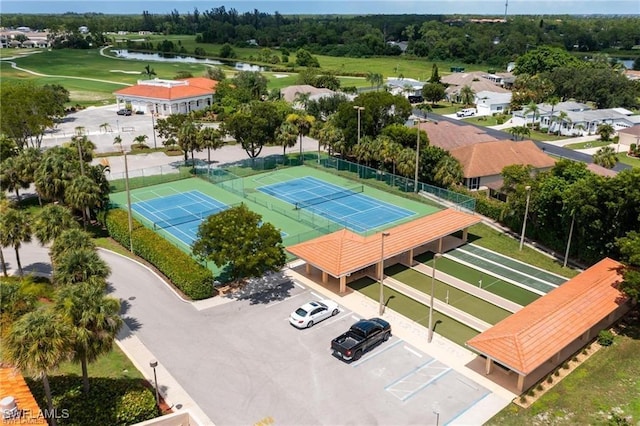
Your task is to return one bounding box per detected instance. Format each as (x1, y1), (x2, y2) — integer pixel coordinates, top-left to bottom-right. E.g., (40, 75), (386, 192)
(519, 395), (527, 403)
(563, 362), (570, 369)
(554, 370), (560, 377)
(598, 329), (615, 346)
(546, 376), (553, 384)
(536, 384), (543, 391)
(105, 209), (214, 299)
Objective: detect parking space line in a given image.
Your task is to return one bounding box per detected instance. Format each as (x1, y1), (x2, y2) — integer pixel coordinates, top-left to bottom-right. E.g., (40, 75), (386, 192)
(351, 315), (360, 321)
(384, 359), (437, 389)
(293, 281), (305, 289)
(444, 391), (491, 426)
(352, 339), (403, 368)
(402, 367), (452, 402)
(403, 346), (423, 358)
(263, 291), (306, 309)
(310, 291), (322, 299)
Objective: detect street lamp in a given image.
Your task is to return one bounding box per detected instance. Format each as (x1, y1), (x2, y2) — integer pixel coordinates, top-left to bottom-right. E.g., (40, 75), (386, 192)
(150, 111), (158, 149)
(117, 143), (134, 253)
(379, 232), (390, 316)
(519, 185), (532, 251)
(433, 402), (441, 426)
(563, 210), (575, 268)
(149, 360), (160, 407)
(428, 253), (441, 343)
(413, 118), (426, 193)
(353, 106), (365, 145)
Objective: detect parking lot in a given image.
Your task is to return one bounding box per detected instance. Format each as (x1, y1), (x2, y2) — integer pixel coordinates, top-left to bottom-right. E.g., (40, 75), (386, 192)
(111, 270), (492, 425)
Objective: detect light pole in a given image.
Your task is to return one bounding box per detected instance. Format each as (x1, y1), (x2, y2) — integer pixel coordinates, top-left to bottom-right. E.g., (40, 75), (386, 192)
(122, 147), (134, 253)
(149, 360), (160, 407)
(563, 210), (575, 268)
(379, 232), (390, 316)
(519, 185), (531, 251)
(433, 402), (441, 426)
(150, 111), (158, 149)
(428, 253), (441, 343)
(353, 106), (365, 145)
(414, 118), (425, 193)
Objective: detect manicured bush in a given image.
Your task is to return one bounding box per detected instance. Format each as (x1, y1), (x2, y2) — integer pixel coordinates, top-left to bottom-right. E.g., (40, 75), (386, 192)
(546, 376), (553, 384)
(597, 329), (615, 346)
(105, 209), (214, 300)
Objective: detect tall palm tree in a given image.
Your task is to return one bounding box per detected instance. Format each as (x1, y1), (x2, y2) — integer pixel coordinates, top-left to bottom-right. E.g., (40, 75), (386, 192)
(0, 157), (30, 201)
(34, 204), (78, 247)
(396, 147), (417, 178)
(34, 146), (79, 203)
(177, 121), (201, 162)
(459, 85), (476, 107)
(286, 113), (315, 158)
(3, 306), (73, 426)
(50, 228), (96, 265)
(293, 92), (311, 110)
(546, 96), (560, 134)
(592, 146), (618, 169)
(523, 102), (540, 130)
(0, 208), (32, 276)
(133, 134), (149, 148)
(275, 121), (298, 156)
(0, 198), (11, 277)
(64, 175), (102, 228)
(15, 147), (42, 204)
(142, 64), (156, 79)
(198, 127), (224, 163)
(557, 111), (571, 135)
(55, 283), (123, 394)
(316, 120), (345, 158)
(54, 247), (110, 287)
(597, 123), (615, 142)
(434, 156), (463, 188)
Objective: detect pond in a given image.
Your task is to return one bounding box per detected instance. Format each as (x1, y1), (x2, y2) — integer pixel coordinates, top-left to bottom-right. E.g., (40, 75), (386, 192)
(111, 49), (268, 71)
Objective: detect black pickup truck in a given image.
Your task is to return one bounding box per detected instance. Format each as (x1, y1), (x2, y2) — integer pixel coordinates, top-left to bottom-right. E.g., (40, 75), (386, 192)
(331, 318), (391, 361)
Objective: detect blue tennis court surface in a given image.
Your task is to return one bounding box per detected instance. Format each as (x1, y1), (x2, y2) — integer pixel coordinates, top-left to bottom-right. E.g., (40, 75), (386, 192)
(257, 176), (415, 233)
(132, 190), (228, 246)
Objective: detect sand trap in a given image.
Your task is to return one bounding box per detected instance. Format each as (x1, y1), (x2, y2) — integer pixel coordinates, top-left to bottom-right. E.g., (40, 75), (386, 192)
(110, 70), (142, 74)
(272, 74), (290, 78)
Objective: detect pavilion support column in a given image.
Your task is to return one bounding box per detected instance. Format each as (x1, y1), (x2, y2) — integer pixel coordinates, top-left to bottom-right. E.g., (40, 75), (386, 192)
(406, 249), (415, 266)
(339, 276), (346, 294)
(322, 271), (328, 284)
(582, 330), (590, 341)
(376, 262), (383, 278)
(517, 374), (525, 392)
(554, 352), (562, 363)
(485, 357), (494, 375)
(437, 238), (443, 253)
(462, 228), (469, 242)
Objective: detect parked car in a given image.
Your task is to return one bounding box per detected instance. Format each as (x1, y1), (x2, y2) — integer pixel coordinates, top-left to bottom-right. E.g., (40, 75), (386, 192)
(456, 108), (476, 117)
(117, 109), (132, 116)
(331, 318), (391, 361)
(289, 300), (340, 328)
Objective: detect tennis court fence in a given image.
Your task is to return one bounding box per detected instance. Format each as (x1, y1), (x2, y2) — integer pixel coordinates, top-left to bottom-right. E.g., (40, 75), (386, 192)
(195, 167), (245, 197)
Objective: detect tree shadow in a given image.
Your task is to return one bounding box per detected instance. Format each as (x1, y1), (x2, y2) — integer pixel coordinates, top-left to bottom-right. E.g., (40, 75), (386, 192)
(20, 262), (53, 277)
(228, 271), (295, 305)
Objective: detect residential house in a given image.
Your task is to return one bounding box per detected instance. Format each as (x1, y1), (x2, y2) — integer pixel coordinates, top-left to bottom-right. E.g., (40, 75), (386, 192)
(416, 120), (499, 151)
(545, 108), (640, 136)
(618, 126), (640, 148)
(280, 84), (337, 106)
(450, 139), (555, 191)
(440, 71), (511, 103)
(385, 77), (426, 99)
(113, 77), (217, 116)
(474, 91), (512, 116)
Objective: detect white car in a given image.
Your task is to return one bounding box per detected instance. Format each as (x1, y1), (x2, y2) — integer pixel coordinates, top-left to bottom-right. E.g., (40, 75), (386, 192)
(289, 300), (340, 328)
(456, 108), (476, 117)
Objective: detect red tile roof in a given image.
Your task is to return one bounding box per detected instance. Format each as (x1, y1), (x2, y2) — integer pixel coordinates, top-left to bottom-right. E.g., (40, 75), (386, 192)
(114, 78), (217, 101)
(418, 121), (498, 150)
(467, 257), (627, 375)
(287, 209), (481, 277)
(450, 139), (556, 178)
(0, 367), (47, 424)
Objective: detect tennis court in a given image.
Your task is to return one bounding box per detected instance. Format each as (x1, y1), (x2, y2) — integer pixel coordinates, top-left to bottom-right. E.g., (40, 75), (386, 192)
(131, 190), (229, 246)
(257, 176), (415, 233)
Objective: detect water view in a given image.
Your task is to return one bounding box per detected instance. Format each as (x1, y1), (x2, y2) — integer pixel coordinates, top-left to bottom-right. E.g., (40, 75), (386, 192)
(112, 49), (267, 71)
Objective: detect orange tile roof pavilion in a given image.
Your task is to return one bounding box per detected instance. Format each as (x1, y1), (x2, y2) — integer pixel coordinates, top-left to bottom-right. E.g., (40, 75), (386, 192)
(467, 257), (629, 390)
(0, 368), (47, 424)
(114, 77), (217, 101)
(287, 208), (480, 281)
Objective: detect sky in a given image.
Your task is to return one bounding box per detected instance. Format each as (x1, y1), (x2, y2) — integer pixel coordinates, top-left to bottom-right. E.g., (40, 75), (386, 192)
(1, 0), (639, 16)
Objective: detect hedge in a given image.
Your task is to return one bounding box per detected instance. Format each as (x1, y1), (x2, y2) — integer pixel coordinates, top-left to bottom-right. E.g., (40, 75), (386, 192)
(104, 209), (214, 300)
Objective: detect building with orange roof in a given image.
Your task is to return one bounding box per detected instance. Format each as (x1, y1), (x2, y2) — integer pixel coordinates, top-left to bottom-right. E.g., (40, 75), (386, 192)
(287, 208), (481, 293)
(466, 257), (632, 392)
(113, 77), (217, 116)
(0, 367), (48, 424)
(450, 139), (556, 190)
(416, 120), (498, 151)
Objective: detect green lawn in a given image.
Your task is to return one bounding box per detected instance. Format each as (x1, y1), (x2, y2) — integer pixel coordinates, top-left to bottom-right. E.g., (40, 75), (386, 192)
(349, 277), (479, 346)
(563, 140), (611, 149)
(488, 316), (640, 425)
(414, 252), (540, 306)
(385, 264), (512, 325)
(618, 153), (640, 168)
(527, 129), (569, 142)
(462, 115), (501, 126)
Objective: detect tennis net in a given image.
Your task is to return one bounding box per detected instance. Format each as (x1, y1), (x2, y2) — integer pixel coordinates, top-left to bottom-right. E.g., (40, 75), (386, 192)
(294, 185), (364, 210)
(153, 206), (226, 230)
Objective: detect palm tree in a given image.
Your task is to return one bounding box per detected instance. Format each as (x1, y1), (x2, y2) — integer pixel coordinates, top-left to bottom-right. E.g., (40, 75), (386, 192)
(3, 307), (73, 426)
(99, 122), (112, 133)
(54, 247), (110, 286)
(0, 157), (30, 201)
(380, 138), (403, 175)
(597, 123), (615, 142)
(286, 113), (315, 159)
(316, 120), (345, 158)
(143, 64), (156, 79)
(0, 208), (31, 276)
(293, 92), (311, 110)
(15, 147), (42, 203)
(198, 127), (224, 164)
(34, 146), (79, 203)
(275, 121), (298, 156)
(434, 156), (463, 188)
(546, 96), (560, 134)
(0, 198), (11, 277)
(396, 147), (417, 178)
(523, 102), (540, 130)
(555, 111), (571, 135)
(177, 121), (201, 162)
(592, 146), (618, 169)
(34, 204), (78, 247)
(459, 85), (475, 107)
(50, 228), (96, 265)
(65, 175), (102, 228)
(508, 125), (530, 141)
(366, 72), (383, 91)
(55, 283), (123, 394)
(133, 134), (149, 148)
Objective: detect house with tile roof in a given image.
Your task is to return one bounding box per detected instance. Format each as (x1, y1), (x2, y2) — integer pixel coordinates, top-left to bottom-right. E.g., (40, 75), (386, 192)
(467, 257), (631, 393)
(617, 125), (640, 149)
(113, 77), (217, 116)
(440, 71), (511, 103)
(474, 91), (512, 116)
(415, 120), (498, 151)
(0, 367), (48, 424)
(279, 84), (337, 105)
(450, 140), (556, 190)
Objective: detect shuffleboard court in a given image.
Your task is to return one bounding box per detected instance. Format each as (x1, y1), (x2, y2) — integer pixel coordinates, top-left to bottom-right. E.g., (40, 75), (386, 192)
(257, 176), (415, 233)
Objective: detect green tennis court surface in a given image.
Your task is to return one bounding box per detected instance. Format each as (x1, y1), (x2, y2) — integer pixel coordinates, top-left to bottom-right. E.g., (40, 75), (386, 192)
(415, 253), (540, 306)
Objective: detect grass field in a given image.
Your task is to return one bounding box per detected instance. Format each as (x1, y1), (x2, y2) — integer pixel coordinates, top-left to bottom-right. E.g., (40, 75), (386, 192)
(414, 252), (540, 306)
(563, 140), (610, 149)
(618, 152), (640, 168)
(488, 316), (640, 425)
(385, 264), (512, 325)
(349, 276), (479, 347)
